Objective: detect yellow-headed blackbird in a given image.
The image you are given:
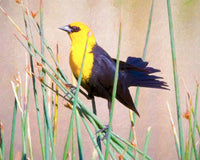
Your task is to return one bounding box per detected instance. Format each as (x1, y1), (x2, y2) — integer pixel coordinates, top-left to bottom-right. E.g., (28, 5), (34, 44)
(59, 22), (168, 116)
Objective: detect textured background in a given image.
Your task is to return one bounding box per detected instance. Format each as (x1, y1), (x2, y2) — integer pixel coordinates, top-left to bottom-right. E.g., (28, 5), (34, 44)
(0, 0), (200, 159)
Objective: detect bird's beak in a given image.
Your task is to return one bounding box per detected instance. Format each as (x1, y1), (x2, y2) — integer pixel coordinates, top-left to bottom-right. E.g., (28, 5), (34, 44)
(59, 25), (72, 33)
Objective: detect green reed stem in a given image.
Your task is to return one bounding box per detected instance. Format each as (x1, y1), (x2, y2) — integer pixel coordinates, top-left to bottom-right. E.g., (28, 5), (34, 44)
(91, 97), (97, 115)
(129, 0), (154, 143)
(15, 35), (69, 96)
(63, 33), (89, 160)
(0, 122), (4, 160)
(190, 83), (199, 159)
(9, 86), (18, 160)
(104, 19), (122, 160)
(142, 127), (151, 160)
(185, 116), (192, 160)
(83, 113), (118, 160)
(75, 109), (84, 159)
(23, 6), (46, 159)
(74, 92), (152, 159)
(79, 112), (104, 159)
(28, 15), (68, 83)
(112, 133), (152, 160)
(39, 1), (51, 159)
(53, 49), (59, 148)
(21, 6), (34, 160)
(167, 0), (184, 159)
(167, 102), (180, 159)
(19, 86), (27, 159)
(72, 126), (76, 160)
(39, 49), (152, 160)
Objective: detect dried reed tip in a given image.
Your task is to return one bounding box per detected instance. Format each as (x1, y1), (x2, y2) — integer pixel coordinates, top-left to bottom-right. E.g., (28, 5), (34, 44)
(64, 102), (73, 110)
(182, 109), (190, 120)
(119, 146), (127, 160)
(55, 67), (59, 73)
(38, 76), (44, 82)
(36, 61), (43, 67)
(56, 43), (59, 67)
(64, 84), (72, 90)
(67, 153), (70, 159)
(15, 0), (22, 4)
(182, 78), (189, 94)
(0, 6), (29, 41)
(36, 61), (43, 72)
(131, 140), (137, 148)
(0, 122), (2, 146)
(25, 65), (32, 76)
(196, 79), (199, 86)
(31, 11), (38, 18)
(129, 109), (134, 124)
(15, 72), (22, 86)
(56, 43), (59, 57)
(0, 121), (3, 130)
(147, 126), (151, 132)
(118, 154), (123, 160)
(25, 9), (38, 19)
(91, 149), (98, 160)
(40, 0), (43, 7)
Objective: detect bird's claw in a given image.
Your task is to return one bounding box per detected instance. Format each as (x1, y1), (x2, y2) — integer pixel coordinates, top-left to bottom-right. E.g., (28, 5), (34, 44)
(64, 83), (77, 100)
(96, 125), (110, 140)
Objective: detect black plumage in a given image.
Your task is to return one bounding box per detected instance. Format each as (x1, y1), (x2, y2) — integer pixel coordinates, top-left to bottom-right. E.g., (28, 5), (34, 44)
(82, 44), (168, 116)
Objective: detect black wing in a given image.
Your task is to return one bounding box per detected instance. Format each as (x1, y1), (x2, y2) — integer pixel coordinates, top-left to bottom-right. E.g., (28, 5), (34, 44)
(88, 44), (139, 115)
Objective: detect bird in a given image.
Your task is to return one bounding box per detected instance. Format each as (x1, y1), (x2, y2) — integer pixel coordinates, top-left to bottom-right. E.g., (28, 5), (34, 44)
(59, 22), (168, 117)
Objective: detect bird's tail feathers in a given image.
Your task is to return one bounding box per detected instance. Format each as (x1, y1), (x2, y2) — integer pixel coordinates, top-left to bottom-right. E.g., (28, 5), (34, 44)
(125, 57), (169, 90)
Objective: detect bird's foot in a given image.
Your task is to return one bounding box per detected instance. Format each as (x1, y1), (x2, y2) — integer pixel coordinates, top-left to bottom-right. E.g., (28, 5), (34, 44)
(64, 84), (77, 100)
(96, 125), (110, 140)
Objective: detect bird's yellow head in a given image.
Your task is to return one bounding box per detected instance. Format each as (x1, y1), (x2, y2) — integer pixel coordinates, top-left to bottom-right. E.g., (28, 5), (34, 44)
(59, 22), (96, 48)
(59, 22), (96, 81)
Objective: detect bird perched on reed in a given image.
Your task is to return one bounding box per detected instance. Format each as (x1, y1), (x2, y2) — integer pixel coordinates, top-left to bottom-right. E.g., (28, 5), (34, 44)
(59, 22), (168, 117)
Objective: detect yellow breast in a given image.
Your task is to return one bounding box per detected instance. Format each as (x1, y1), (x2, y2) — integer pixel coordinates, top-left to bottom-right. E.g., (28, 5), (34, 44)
(69, 42), (94, 84)
(67, 22), (96, 84)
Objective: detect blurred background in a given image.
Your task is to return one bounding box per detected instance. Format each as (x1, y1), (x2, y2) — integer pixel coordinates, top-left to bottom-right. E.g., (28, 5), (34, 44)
(0, 0), (200, 159)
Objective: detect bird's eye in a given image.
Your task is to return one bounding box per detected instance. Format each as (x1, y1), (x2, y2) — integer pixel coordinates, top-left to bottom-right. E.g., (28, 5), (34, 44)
(71, 26), (81, 32)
